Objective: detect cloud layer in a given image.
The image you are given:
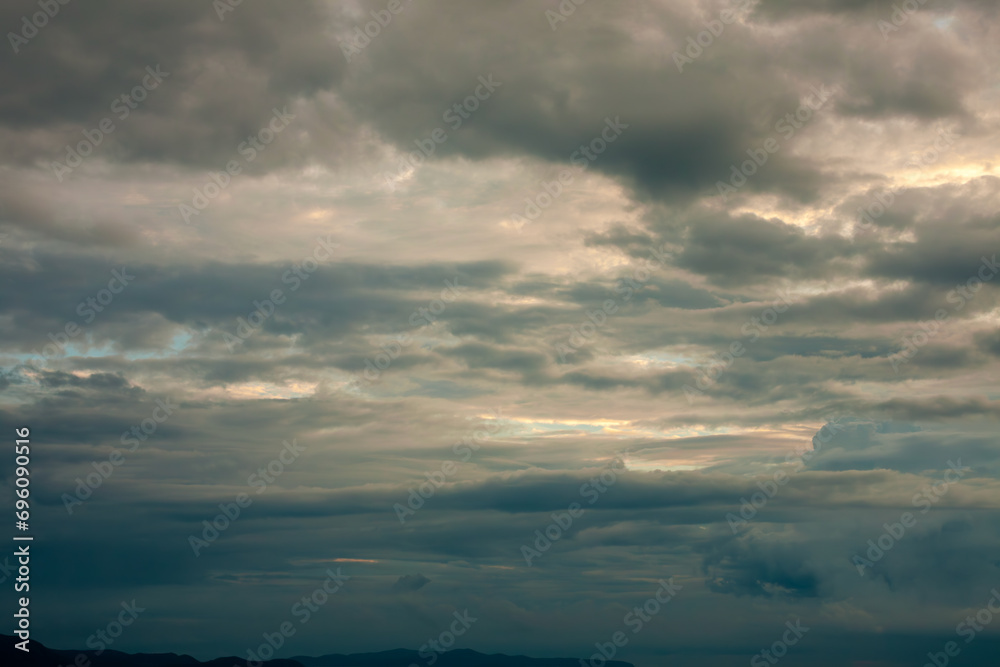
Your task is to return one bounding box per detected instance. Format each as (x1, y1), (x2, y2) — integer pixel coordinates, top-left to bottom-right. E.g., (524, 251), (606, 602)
(2, 1), (1000, 665)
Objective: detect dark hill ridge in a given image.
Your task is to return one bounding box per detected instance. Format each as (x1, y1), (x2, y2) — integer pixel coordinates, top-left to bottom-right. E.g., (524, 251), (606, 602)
(1, 636), (635, 667)
(293, 648), (634, 665)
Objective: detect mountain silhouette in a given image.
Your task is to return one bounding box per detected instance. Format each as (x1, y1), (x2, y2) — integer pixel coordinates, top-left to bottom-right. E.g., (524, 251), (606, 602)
(1, 636), (635, 667)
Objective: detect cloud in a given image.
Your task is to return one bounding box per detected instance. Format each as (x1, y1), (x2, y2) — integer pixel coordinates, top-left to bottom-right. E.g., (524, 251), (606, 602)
(3, 1), (1000, 664)
(391, 573), (431, 593)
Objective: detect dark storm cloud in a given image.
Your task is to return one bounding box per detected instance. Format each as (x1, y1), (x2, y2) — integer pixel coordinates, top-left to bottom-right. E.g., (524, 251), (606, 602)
(36, 369), (136, 392)
(586, 186), (999, 294)
(776, 283), (987, 325)
(672, 212), (856, 285)
(756, 0), (989, 19)
(0, 0), (351, 170)
(801, 419), (1000, 474)
(848, 177), (1000, 236)
(0, 384), (187, 453)
(861, 214), (1000, 286)
(700, 510), (1000, 607)
(755, 0), (902, 15)
(701, 530), (823, 598)
(334, 0), (840, 202)
(735, 335), (894, 361)
(974, 328), (1000, 356)
(9, 376), (1000, 663)
(877, 397), (1000, 419)
(0, 0), (985, 203)
(391, 573), (431, 593)
(320, 0), (994, 207)
(439, 342), (548, 374)
(0, 248), (515, 352)
(97, 460), (995, 526)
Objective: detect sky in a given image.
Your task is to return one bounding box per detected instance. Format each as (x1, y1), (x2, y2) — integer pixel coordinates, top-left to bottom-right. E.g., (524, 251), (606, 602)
(2, 1), (1000, 666)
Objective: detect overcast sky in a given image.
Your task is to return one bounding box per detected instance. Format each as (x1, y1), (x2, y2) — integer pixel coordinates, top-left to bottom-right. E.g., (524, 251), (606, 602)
(2, 1), (1000, 666)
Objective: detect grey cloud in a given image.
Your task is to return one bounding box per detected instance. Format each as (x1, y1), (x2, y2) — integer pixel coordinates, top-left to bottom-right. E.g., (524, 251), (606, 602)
(391, 573), (431, 593)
